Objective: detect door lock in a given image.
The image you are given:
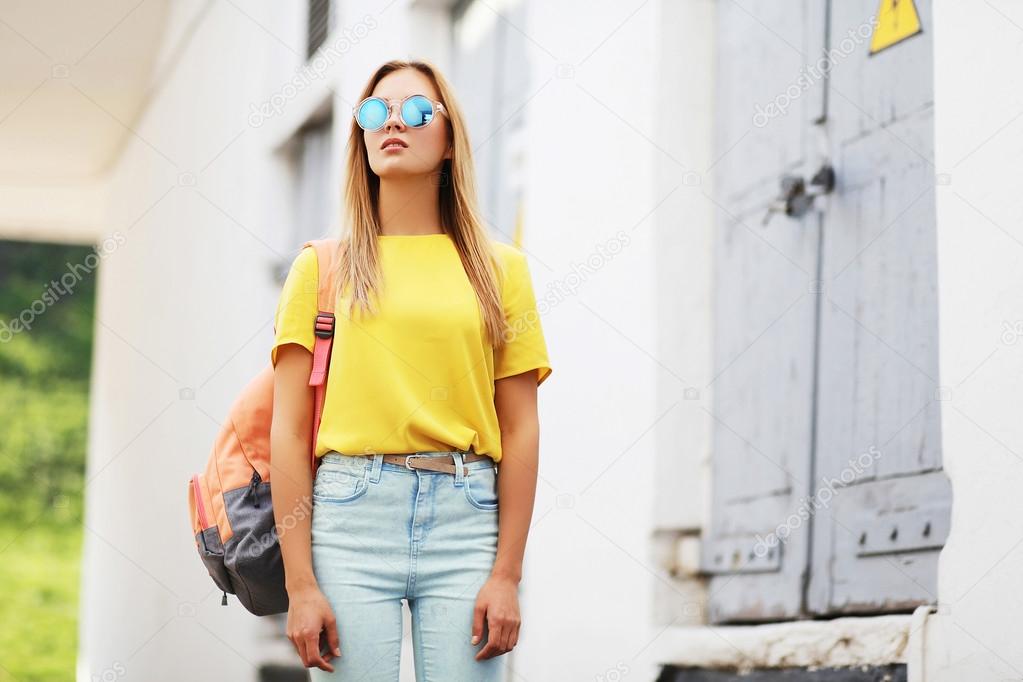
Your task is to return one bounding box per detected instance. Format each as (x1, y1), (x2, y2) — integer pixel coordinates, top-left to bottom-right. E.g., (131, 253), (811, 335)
(761, 163), (835, 226)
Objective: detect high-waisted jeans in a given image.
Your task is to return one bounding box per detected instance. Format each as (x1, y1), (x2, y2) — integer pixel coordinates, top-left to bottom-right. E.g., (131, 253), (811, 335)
(309, 450), (506, 681)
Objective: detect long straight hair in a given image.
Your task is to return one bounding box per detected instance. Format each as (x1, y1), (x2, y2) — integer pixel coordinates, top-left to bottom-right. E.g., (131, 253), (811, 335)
(328, 59), (509, 350)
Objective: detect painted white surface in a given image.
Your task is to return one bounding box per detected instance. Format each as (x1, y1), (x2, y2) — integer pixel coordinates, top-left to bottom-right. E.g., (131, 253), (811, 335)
(511, 0), (674, 678)
(77, 2), (308, 679)
(0, 0), (171, 180)
(0, 182), (105, 244)
(922, 1), (1023, 679)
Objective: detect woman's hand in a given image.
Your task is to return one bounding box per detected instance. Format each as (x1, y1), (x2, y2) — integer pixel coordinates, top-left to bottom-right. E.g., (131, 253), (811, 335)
(286, 584), (341, 671)
(471, 574), (521, 660)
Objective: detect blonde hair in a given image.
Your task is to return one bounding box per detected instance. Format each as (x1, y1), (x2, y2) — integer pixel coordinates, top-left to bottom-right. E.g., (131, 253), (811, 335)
(329, 59), (508, 350)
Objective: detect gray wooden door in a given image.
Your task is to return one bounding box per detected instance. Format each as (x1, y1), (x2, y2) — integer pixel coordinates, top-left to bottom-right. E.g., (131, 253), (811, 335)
(703, 0), (950, 622)
(700, 0), (829, 622)
(805, 0), (950, 616)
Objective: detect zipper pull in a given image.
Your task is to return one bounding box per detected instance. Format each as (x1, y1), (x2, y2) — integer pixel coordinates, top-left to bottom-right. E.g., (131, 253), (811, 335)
(247, 469), (262, 508)
(221, 590), (228, 606)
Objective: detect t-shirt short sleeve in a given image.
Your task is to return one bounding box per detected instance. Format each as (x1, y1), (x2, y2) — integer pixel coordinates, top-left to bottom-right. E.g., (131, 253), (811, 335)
(271, 246), (319, 367)
(494, 246), (552, 386)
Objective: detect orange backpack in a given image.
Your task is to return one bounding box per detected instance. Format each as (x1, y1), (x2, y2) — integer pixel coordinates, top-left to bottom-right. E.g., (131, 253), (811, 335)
(187, 238), (339, 616)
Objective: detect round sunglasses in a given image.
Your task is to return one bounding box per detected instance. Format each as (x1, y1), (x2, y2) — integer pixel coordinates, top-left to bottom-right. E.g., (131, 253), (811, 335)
(352, 94), (448, 132)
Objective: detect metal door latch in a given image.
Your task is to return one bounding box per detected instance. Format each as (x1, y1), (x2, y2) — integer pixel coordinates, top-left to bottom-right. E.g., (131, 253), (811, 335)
(761, 163), (836, 226)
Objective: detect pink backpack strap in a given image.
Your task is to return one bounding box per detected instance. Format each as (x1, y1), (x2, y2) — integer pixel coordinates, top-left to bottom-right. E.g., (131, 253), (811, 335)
(301, 238), (342, 473)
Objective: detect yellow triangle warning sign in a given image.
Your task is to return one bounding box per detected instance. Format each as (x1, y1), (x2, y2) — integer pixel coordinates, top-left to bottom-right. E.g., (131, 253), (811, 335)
(869, 0), (923, 55)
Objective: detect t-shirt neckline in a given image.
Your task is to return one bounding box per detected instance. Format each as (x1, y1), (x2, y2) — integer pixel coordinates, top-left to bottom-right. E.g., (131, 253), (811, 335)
(377, 233), (449, 238)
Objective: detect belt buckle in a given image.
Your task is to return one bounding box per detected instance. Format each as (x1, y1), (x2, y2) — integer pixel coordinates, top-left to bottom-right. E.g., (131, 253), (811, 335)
(404, 454), (426, 471)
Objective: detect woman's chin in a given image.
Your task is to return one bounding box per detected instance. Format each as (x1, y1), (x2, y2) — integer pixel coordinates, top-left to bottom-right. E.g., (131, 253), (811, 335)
(373, 164), (429, 180)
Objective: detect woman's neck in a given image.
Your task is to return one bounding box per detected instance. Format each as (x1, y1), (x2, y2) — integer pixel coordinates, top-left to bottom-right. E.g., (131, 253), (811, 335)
(377, 174), (444, 236)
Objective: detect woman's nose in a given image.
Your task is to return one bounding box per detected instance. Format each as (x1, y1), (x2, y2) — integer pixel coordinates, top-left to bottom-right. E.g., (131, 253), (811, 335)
(384, 102), (404, 131)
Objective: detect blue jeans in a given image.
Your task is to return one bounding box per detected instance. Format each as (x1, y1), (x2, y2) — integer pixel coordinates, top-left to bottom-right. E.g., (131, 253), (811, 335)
(309, 450), (506, 681)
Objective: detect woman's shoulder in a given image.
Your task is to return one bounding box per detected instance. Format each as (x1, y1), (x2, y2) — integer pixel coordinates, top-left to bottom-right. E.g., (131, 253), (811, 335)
(277, 245), (320, 301)
(291, 243), (319, 267)
(288, 244), (320, 278)
(487, 239), (535, 303)
(488, 238), (527, 273)
(489, 238), (523, 256)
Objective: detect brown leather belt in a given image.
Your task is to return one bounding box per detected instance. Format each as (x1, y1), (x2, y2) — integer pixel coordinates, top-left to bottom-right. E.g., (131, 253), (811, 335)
(380, 452), (492, 476)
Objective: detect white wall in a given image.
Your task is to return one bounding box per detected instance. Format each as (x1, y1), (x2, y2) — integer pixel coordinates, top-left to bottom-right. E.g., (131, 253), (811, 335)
(923, 1), (1023, 678)
(78, 2), (312, 679)
(0, 182), (105, 244)
(509, 0), (712, 679)
(649, 0), (717, 628)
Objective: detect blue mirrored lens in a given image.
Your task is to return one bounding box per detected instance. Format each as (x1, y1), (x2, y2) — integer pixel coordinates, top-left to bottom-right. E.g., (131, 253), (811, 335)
(401, 95), (434, 128)
(357, 98), (389, 130)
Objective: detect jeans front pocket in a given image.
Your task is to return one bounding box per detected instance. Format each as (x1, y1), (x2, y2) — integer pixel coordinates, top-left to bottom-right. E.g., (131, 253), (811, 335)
(313, 463), (369, 504)
(463, 465), (499, 511)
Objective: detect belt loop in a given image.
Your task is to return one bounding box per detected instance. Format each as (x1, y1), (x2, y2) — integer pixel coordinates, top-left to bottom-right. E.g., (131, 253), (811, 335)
(452, 452), (465, 486)
(369, 452), (383, 483)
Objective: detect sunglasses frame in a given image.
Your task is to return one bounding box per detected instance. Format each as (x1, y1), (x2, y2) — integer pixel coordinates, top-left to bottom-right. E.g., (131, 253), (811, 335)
(352, 94), (449, 132)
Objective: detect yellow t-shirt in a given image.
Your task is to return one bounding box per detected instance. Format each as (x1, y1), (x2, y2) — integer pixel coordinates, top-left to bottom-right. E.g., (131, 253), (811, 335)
(270, 233), (552, 463)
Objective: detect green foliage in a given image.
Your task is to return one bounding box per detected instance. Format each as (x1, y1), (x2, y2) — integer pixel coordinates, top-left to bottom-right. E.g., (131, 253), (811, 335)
(0, 239), (97, 382)
(0, 379), (88, 524)
(0, 522), (82, 682)
(0, 239), (96, 680)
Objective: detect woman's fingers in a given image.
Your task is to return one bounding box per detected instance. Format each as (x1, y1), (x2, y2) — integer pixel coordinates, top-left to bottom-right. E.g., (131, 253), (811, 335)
(475, 608), (521, 660)
(471, 600), (487, 646)
(324, 613), (341, 658)
(291, 633), (310, 667)
(287, 589), (341, 671)
(303, 628), (334, 672)
(498, 622), (514, 655)
(475, 616), (506, 660)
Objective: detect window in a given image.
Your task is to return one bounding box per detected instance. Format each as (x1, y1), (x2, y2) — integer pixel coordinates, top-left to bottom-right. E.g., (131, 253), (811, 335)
(450, 0), (529, 245)
(275, 107), (334, 284)
(307, 0), (333, 59)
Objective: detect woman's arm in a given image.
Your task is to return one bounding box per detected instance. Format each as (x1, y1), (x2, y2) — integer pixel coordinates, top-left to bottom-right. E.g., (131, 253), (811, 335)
(270, 342), (340, 672)
(270, 342), (316, 590)
(492, 370), (540, 582)
(472, 369), (540, 660)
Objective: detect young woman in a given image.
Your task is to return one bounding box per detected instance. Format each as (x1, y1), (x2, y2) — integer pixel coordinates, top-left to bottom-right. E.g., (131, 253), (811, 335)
(269, 59), (552, 680)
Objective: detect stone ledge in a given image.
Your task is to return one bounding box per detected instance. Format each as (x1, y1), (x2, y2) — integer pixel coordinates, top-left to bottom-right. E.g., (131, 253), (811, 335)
(654, 615), (912, 671)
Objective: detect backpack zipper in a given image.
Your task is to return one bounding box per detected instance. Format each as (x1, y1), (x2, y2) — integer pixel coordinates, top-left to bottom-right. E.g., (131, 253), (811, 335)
(191, 473), (210, 528)
(245, 469), (262, 508)
(193, 473), (230, 607)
